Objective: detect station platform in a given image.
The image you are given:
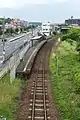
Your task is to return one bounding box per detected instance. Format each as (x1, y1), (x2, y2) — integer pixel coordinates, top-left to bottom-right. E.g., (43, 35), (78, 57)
(16, 40), (47, 78)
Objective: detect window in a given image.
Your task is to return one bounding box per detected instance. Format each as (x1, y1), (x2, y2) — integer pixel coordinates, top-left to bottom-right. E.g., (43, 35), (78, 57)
(43, 24), (46, 26)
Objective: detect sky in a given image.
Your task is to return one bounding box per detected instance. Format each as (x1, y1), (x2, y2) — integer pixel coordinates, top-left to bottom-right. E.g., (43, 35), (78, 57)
(0, 0), (80, 23)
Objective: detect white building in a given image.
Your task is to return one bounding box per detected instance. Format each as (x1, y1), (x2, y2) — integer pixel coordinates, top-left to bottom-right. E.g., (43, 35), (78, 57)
(41, 22), (52, 36)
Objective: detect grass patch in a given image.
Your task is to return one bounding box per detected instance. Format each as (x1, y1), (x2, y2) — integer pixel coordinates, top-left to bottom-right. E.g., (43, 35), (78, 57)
(0, 73), (25, 120)
(50, 41), (80, 120)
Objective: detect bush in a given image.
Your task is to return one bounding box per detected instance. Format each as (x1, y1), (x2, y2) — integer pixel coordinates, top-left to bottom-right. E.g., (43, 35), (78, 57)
(53, 31), (57, 35)
(61, 28), (80, 42)
(50, 41), (80, 120)
(74, 71), (80, 93)
(61, 34), (69, 41)
(76, 43), (80, 52)
(76, 42), (80, 60)
(66, 38), (73, 45)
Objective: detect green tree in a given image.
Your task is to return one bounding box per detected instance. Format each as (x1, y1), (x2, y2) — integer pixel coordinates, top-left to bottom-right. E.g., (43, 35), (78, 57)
(9, 28), (15, 35)
(67, 28), (80, 41)
(20, 28), (23, 32)
(0, 21), (3, 25)
(15, 28), (19, 33)
(0, 30), (2, 35)
(61, 28), (80, 41)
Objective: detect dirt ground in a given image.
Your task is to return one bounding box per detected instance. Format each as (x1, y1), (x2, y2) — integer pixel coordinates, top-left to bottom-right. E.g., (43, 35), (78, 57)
(15, 40), (60, 120)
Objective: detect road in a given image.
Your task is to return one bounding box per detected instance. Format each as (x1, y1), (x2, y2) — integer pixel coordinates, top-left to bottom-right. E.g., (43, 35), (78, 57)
(0, 28), (40, 63)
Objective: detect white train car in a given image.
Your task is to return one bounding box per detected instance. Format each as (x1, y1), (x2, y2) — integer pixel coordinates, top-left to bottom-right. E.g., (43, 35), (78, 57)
(41, 22), (52, 36)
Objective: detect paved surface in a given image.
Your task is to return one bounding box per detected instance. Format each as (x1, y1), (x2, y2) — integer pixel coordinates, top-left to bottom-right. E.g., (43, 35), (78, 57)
(16, 42), (39, 73)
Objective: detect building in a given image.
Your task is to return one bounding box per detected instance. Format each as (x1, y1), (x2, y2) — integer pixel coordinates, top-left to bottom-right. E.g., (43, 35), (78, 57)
(10, 18), (21, 28)
(41, 22), (52, 36)
(21, 20), (29, 28)
(65, 19), (80, 25)
(29, 22), (42, 27)
(0, 17), (29, 31)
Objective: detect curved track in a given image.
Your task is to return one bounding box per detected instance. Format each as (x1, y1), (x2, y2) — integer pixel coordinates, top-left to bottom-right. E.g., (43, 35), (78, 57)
(28, 42), (52, 120)
(16, 40), (60, 120)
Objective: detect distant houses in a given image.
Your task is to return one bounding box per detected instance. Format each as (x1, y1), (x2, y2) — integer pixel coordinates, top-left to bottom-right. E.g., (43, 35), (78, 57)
(0, 18), (29, 30)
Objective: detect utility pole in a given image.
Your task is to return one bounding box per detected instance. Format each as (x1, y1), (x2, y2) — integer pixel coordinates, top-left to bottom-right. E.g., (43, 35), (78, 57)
(55, 56), (58, 74)
(71, 16), (73, 28)
(31, 24), (33, 37)
(2, 16), (5, 61)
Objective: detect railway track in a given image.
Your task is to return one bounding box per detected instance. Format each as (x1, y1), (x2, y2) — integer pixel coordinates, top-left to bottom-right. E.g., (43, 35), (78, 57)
(27, 42), (53, 120)
(28, 68), (50, 120)
(16, 40), (60, 120)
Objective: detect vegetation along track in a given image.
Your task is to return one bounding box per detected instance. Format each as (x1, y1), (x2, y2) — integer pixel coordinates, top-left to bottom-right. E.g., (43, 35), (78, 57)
(16, 40), (60, 120)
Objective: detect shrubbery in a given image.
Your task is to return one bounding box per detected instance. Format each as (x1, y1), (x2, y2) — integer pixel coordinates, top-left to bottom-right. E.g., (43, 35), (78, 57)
(61, 28), (80, 60)
(66, 38), (73, 45)
(73, 66), (80, 93)
(61, 28), (80, 41)
(50, 41), (80, 120)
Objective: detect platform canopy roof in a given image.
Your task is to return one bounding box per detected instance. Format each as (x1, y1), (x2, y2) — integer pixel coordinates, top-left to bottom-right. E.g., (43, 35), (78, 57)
(31, 36), (42, 40)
